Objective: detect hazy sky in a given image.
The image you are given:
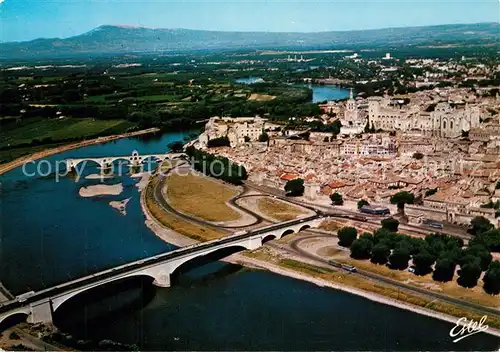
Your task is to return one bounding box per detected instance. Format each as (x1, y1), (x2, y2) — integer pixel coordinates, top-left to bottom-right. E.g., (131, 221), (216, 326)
(0, 0), (498, 42)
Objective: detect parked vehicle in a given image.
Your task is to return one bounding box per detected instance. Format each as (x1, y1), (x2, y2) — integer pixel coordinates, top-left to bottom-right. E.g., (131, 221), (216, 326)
(328, 260), (342, 268)
(360, 205), (390, 216)
(341, 264), (357, 273)
(423, 219), (444, 229)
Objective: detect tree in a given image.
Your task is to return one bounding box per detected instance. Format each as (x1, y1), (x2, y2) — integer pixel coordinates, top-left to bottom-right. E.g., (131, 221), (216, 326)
(244, 136), (251, 142)
(433, 256), (456, 282)
(483, 261), (500, 295)
(412, 152), (424, 160)
(62, 89), (81, 103)
(425, 188), (438, 197)
(413, 250), (436, 275)
(458, 260), (482, 288)
(469, 228), (500, 253)
(371, 243), (391, 264)
(390, 191), (415, 211)
(424, 233), (463, 258)
(207, 136), (230, 148)
(373, 228), (392, 246)
(258, 132), (269, 142)
(469, 216), (494, 236)
(389, 245), (411, 270)
(462, 245), (493, 271)
(381, 218), (399, 233)
(338, 227), (358, 247)
(350, 238), (373, 260)
(359, 232), (374, 243)
(496, 181), (500, 190)
(364, 122), (370, 133)
(357, 199), (369, 209)
(330, 192), (344, 205)
(284, 178), (304, 197)
(167, 141), (184, 152)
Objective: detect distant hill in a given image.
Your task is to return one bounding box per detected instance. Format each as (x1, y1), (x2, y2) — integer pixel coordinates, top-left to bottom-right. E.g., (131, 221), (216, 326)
(1, 22), (499, 60)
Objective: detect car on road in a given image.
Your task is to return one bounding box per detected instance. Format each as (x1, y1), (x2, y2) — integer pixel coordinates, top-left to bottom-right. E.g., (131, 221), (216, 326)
(408, 267), (416, 273)
(342, 264), (357, 273)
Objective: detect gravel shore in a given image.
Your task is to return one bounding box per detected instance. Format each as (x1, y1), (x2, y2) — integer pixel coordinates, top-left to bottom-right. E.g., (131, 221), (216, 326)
(79, 183), (123, 197)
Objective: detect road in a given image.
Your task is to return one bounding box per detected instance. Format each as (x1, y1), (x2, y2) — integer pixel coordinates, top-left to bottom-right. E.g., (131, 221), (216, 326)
(279, 233), (500, 318)
(153, 166), (267, 230)
(149, 165), (499, 319)
(244, 181), (472, 240)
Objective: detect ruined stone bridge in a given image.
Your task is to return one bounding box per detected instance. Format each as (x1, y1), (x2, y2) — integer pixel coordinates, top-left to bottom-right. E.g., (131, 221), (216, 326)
(0, 215), (324, 325)
(65, 150), (186, 170)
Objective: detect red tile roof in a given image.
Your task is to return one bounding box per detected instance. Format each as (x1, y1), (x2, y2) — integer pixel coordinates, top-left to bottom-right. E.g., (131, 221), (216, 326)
(280, 173), (298, 181)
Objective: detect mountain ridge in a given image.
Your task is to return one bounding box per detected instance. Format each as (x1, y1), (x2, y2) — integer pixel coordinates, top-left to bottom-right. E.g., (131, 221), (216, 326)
(1, 22), (498, 60)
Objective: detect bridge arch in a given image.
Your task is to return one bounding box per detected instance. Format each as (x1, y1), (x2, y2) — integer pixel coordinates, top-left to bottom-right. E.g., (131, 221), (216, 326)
(50, 273), (157, 312)
(0, 311), (29, 327)
(141, 156), (162, 169)
(280, 229), (295, 239)
(169, 244), (249, 279)
(70, 159), (102, 170)
(262, 234), (277, 243)
(298, 224), (311, 232)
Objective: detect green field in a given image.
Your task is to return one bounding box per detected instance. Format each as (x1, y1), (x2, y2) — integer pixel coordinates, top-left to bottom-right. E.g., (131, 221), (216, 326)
(0, 144), (58, 163)
(135, 94), (177, 102)
(0, 118), (136, 149)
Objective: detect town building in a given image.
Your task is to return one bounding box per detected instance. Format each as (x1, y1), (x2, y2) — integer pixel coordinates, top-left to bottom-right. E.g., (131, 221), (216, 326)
(367, 97), (481, 138)
(339, 89), (367, 136)
(199, 116), (269, 148)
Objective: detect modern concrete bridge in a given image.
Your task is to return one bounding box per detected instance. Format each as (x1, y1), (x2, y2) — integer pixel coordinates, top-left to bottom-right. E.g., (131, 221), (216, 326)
(0, 215), (324, 325)
(65, 150), (186, 170)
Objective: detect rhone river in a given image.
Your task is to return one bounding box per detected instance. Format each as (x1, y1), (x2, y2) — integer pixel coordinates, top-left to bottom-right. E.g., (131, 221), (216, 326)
(0, 131), (497, 350)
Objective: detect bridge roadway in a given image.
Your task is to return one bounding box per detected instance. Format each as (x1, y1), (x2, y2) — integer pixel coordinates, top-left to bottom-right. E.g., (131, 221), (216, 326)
(0, 214), (322, 322)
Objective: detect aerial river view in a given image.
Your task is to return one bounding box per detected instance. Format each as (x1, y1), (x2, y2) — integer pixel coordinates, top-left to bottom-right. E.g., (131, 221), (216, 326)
(0, 130), (497, 350)
(236, 77), (351, 103)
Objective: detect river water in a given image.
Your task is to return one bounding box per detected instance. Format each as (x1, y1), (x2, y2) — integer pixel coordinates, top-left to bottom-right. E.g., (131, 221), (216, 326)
(0, 131), (498, 350)
(235, 77), (350, 103)
(294, 83), (350, 103)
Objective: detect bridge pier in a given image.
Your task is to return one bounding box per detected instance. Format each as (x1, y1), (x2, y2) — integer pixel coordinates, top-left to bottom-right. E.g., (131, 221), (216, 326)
(100, 162), (113, 174)
(28, 299), (53, 324)
(65, 160), (76, 173)
(152, 272), (171, 288)
(248, 237), (262, 250)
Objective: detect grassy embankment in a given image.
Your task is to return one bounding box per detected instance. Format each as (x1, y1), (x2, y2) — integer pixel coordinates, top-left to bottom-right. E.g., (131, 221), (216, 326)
(165, 172), (241, 222)
(145, 175), (226, 242)
(257, 197), (306, 221)
(244, 247), (500, 329)
(0, 117), (136, 163)
(341, 257), (499, 308)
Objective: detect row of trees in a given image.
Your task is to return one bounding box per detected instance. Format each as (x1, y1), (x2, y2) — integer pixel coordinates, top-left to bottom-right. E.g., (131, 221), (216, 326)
(336, 221), (500, 294)
(328, 191), (415, 212)
(185, 146), (248, 185)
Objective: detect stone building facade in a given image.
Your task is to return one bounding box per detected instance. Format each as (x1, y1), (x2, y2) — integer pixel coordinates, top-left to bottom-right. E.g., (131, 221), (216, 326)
(367, 97), (480, 138)
(199, 116), (269, 148)
(340, 89), (367, 136)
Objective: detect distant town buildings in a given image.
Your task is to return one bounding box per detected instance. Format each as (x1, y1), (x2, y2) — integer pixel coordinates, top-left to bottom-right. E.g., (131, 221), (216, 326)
(199, 116), (271, 148)
(196, 82), (500, 228)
